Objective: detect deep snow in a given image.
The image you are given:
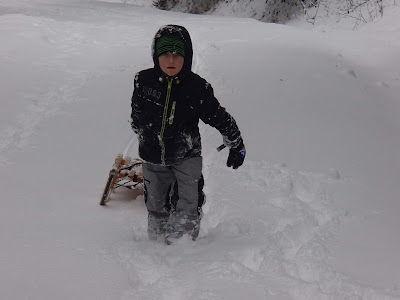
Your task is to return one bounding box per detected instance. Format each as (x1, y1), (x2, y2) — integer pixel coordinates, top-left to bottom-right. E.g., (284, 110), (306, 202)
(1, 0), (400, 299)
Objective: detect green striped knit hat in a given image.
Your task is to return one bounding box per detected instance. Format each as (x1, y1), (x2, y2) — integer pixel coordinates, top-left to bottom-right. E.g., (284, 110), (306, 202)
(155, 34), (185, 57)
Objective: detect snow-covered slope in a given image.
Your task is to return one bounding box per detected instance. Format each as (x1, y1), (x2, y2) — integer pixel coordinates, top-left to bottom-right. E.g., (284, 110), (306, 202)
(1, 0), (400, 299)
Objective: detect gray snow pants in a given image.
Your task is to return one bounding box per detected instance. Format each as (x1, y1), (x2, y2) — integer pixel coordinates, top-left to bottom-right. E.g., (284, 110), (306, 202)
(142, 157), (203, 241)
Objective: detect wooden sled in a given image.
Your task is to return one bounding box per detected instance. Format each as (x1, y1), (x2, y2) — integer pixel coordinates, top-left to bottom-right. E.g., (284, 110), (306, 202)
(100, 154), (143, 205)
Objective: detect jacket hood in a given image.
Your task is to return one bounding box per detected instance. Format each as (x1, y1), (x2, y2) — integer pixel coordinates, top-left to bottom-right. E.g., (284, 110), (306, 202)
(152, 25), (193, 79)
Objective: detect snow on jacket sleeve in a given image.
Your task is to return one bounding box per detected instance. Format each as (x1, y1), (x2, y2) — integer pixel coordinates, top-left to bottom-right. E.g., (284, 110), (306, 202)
(130, 72), (141, 134)
(199, 81), (243, 149)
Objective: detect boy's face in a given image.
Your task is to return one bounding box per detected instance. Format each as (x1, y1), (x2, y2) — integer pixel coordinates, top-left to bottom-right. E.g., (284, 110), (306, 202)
(158, 52), (184, 77)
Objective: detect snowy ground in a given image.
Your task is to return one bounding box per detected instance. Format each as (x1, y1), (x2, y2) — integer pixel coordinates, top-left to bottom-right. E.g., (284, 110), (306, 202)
(1, 0), (400, 299)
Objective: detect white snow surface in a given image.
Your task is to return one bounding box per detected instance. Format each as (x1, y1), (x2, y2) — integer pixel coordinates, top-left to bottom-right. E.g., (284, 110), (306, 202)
(1, 0), (400, 299)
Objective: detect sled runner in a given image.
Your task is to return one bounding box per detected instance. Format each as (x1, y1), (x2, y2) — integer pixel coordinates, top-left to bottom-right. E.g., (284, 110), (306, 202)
(100, 154), (143, 205)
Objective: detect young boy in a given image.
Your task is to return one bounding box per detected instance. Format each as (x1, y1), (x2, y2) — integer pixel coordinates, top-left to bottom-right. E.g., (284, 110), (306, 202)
(130, 24), (245, 244)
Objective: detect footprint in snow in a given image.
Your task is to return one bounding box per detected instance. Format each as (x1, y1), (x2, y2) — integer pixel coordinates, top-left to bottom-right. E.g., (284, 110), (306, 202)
(340, 69), (358, 79)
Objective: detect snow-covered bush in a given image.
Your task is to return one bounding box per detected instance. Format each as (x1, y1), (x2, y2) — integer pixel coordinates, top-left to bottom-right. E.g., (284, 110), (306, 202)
(153, 0), (316, 22)
(303, 0), (389, 27)
(153, 0), (219, 13)
(153, 0), (394, 25)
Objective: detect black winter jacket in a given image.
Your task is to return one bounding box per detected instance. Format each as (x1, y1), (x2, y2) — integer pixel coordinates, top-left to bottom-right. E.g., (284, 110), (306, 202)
(130, 25), (243, 166)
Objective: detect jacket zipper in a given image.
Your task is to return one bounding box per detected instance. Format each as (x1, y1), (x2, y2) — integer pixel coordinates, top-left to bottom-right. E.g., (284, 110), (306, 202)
(159, 77), (173, 165)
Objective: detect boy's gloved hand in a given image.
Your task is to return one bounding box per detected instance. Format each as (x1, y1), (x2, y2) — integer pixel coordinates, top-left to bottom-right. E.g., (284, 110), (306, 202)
(227, 142), (246, 169)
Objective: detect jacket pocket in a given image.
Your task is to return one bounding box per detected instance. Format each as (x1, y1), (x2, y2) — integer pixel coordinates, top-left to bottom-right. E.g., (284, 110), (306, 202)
(168, 101), (176, 125)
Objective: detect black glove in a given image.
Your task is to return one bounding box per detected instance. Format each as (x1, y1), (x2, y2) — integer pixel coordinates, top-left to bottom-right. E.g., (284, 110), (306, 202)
(227, 142), (246, 169)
